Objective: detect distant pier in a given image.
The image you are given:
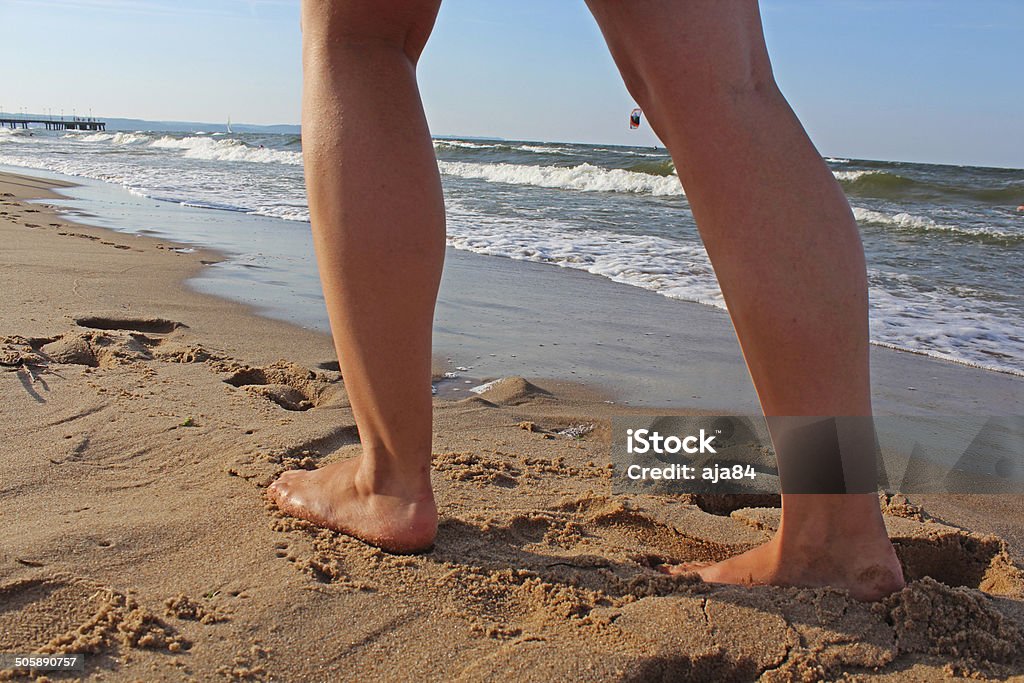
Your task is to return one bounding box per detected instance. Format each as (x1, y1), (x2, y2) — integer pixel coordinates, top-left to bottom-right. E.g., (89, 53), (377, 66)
(1, 116), (106, 131)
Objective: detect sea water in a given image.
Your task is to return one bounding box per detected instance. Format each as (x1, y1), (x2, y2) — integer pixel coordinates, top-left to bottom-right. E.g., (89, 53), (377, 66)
(1, 126), (1021, 376)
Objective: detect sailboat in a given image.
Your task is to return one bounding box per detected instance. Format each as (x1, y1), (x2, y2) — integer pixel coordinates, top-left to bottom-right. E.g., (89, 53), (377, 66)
(226, 115), (232, 134)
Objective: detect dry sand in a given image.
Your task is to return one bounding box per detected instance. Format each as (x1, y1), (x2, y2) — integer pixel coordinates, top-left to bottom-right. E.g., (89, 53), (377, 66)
(2, 170), (1024, 681)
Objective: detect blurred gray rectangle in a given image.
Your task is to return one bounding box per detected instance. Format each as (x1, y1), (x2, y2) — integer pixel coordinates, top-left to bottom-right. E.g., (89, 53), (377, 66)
(611, 415), (1024, 495)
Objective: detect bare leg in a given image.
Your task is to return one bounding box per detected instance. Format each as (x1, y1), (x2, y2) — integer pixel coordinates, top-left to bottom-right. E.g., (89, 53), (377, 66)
(267, 1), (444, 553)
(587, 0), (904, 600)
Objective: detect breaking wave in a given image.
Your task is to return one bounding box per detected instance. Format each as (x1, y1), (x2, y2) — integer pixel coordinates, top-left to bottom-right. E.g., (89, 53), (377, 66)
(149, 136), (303, 165)
(437, 161), (684, 196)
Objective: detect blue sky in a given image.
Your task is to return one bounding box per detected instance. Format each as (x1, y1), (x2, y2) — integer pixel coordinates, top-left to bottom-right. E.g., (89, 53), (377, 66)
(1, 0), (1021, 167)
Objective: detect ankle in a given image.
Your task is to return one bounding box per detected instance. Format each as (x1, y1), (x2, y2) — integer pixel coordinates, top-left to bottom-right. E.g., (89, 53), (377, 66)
(354, 449), (434, 501)
(778, 494), (890, 546)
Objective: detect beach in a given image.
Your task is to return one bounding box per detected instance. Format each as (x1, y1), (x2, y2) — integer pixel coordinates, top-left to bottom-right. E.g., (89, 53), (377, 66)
(2, 169), (1024, 681)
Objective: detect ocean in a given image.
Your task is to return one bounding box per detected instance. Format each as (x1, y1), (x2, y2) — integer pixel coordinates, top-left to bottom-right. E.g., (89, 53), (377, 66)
(1, 126), (1022, 377)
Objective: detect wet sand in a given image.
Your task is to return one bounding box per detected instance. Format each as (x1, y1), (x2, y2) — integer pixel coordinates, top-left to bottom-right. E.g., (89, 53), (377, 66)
(432, 246), (1024, 415)
(2, 170), (1024, 681)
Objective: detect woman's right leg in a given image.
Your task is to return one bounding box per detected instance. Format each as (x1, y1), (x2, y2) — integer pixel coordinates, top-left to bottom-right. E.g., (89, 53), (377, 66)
(586, 0), (904, 600)
(267, 1), (445, 553)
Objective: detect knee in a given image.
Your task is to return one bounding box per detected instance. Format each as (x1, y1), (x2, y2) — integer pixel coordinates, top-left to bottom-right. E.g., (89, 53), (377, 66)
(629, 52), (781, 118)
(627, 59), (785, 147)
(300, 0), (441, 64)
(588, 1), (784, 133)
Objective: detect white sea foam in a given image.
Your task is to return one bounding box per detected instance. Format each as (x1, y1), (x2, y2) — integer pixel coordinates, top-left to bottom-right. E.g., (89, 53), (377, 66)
(592, 147), (668, 158)
(111, 132), (151, 145)
(72, 131), (151, 145)
(150, 136), (303, 165)
(444, 201), (721, 307)
(515, 144), (577, 155)
(851, 206), (1016, 240)
(833, 170), (879, 182)
(437, 161), (685, 196)
(76, 132), (114, 142)
(433, 139), (503, 150)
(0, 130), (22, 143)
(0, 129), (43, 144)
(249, 205), (311, 222)
(852, 206), (939, 229)
(868, 283), (1024, 377)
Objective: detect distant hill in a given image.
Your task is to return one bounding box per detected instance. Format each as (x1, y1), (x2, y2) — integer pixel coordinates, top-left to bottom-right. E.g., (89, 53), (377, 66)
(103, 118), (301, 134)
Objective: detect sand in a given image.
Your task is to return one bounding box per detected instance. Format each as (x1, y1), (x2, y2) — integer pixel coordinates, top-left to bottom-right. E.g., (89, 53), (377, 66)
(2, 169), (1024, 681)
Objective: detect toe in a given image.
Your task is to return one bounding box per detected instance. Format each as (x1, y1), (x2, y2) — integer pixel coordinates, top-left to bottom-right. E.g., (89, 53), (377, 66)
(658, 561), (711, 576)
(268, 470), (304, 494)
(275, 469), (302, 484)
(265, 484), (282, 504)
(266, 476), (295, 502)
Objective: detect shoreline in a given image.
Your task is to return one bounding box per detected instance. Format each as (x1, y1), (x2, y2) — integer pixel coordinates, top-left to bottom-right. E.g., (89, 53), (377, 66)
(0, 170), (337, 372)
(3, 168), (1024, 680)
(4, 164), (1022, 415)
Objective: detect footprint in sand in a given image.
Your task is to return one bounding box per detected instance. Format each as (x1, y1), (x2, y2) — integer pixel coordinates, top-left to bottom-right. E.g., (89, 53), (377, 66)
(40, 331), (151, 368)
(75, 315), (185, 334)
(164, 594), (229, 625)
(222, 360), (336, 412)
(23, 316), (217, 370)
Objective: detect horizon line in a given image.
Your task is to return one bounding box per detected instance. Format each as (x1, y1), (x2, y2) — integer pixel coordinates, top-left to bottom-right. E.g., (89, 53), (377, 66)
(4, 112), (1022, 171)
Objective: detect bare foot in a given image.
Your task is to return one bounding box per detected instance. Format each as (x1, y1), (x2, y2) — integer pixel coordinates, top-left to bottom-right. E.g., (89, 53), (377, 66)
(267, 457), (437, 554)
(662, 534), (905, 602)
